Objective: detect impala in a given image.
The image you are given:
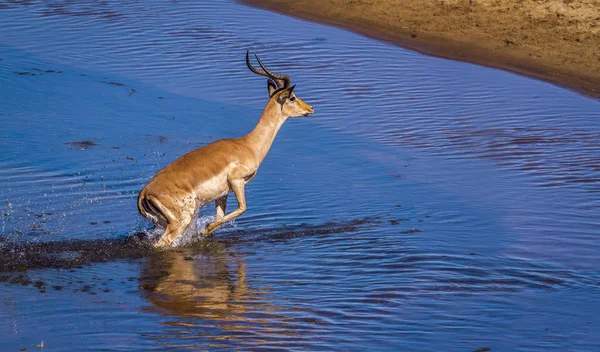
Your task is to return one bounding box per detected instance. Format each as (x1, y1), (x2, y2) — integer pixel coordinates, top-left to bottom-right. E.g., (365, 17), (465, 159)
(138, 51), (314, 247)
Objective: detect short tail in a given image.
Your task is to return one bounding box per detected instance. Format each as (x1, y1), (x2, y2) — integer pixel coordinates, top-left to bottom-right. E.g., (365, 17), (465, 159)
(137, 190), (175, 224)
(137, 189), (148, 217)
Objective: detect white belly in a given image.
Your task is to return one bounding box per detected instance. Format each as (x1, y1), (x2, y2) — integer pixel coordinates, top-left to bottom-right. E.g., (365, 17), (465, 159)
(196, 174), (229, 205)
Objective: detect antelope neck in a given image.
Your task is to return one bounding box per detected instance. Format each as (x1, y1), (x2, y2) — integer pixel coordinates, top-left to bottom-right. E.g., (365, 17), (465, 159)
(243, 99), (287, 163)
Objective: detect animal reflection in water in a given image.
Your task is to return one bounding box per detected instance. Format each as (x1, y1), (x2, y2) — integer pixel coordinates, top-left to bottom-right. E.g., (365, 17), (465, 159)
(140, 246), (248, 318)
(139, 243), (296, 343)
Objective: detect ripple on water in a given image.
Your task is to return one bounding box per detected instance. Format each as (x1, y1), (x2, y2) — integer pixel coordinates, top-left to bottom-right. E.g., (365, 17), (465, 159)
(1, 0), (600, 350)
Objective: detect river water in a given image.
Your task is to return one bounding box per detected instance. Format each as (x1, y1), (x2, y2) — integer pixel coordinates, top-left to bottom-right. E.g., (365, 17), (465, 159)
(1, 1), (599, 351)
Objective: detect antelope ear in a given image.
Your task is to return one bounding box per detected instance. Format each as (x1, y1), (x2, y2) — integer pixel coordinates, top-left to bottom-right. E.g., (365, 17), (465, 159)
(267, 79), (277, 97)
(278, 84), (296, 101)
(279, 84), (296, 102)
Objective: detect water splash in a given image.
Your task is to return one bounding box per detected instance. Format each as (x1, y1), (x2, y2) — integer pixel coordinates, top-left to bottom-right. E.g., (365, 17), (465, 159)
(169, 215), (239, 247)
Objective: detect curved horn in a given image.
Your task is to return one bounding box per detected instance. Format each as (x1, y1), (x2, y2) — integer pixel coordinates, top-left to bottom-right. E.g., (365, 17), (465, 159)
(246, 50), (269, 77)
(254, 53), (291, 89)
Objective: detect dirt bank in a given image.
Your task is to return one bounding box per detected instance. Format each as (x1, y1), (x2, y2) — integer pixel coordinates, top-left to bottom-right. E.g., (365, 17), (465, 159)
(241, 0), (600, 99)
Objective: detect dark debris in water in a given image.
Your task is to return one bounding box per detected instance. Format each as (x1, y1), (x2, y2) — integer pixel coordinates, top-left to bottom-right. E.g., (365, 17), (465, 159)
(8, 274), (31, 286)
(401, 228), (422, 234)
(30, 68), (61, 73)
(13, 71), (36, 76)
(101, 80), (126, 87)
(13, 69), (62, 76)
(66, 140), (98, 150)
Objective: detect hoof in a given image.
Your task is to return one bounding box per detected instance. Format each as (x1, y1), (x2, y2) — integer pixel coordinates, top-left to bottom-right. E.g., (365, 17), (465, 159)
(201, 226), (214, 236)
(154, 238), (171, 248)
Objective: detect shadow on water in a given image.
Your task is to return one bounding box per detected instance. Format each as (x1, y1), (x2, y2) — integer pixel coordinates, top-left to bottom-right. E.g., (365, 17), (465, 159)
(0, 217), (374, 273)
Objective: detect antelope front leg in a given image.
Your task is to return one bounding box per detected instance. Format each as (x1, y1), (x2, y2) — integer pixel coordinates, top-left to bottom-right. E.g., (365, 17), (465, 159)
(203, 180), (246, 235)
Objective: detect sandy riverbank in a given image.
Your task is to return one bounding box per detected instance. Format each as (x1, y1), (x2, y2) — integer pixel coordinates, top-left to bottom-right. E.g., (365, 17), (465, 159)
(241, 0), (600, 99)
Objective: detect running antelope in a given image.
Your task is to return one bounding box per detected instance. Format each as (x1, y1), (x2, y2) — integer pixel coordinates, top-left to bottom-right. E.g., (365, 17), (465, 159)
(138, 51), (314, 247)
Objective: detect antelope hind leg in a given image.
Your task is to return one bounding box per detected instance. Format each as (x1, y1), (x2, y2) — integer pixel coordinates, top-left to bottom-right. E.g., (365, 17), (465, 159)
(154, 212), (194, 248)
(155, 223), (182, 248)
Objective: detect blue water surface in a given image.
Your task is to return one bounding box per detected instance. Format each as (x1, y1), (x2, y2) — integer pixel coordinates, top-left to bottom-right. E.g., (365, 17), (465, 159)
(1, 1), (599, 351)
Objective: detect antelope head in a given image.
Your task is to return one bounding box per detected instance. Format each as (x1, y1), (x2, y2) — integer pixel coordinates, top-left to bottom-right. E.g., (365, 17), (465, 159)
(246, 50), (314, 118)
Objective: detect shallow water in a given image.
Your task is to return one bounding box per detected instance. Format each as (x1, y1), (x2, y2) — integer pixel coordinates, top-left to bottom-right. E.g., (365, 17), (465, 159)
(1, 0), (599, 350)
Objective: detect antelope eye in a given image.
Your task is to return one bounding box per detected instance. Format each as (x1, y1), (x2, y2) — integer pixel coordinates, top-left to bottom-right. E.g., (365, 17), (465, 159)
(289, 96), (296, 102)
